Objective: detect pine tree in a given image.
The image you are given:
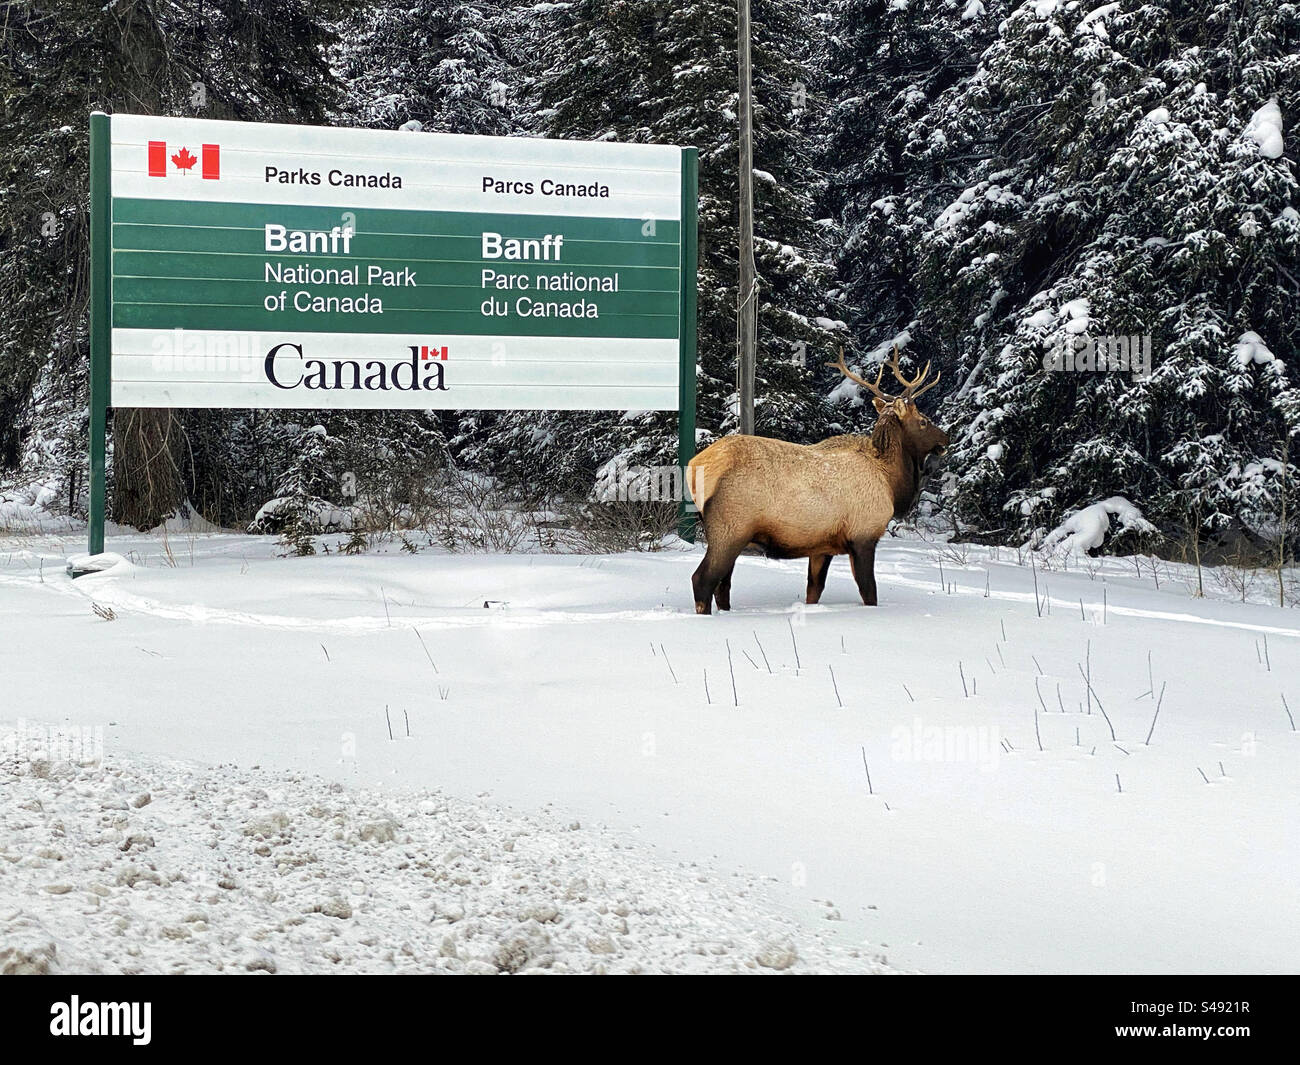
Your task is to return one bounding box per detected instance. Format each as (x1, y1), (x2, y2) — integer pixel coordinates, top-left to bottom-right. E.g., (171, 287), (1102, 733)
(334, 0), (524, 136)
(914, 1), (1300, 547)
(821, 0), (1003, 353)
(263, 423), (341, 555)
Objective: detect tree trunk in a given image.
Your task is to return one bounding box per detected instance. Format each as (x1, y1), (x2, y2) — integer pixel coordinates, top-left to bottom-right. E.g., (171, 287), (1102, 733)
(112, 407), (183, 530)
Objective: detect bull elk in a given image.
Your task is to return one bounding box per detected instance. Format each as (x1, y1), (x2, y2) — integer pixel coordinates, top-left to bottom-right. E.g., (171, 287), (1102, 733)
(687, 347), (948, 613)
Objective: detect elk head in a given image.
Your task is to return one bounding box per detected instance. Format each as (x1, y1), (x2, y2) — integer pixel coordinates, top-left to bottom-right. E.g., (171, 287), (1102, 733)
(829, 345), (948, 469)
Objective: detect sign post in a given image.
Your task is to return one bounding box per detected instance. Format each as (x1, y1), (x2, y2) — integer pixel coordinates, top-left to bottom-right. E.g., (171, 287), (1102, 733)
(88, 111), (112, 556)
(83, 114), (698, 554)
(677, 147), (698, 543)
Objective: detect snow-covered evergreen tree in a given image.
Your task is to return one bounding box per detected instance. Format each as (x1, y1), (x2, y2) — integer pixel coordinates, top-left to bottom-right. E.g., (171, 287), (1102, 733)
(334, 0), (524, 136)
(915, 0), (1300, 547)
(821, 0), (1004, 353)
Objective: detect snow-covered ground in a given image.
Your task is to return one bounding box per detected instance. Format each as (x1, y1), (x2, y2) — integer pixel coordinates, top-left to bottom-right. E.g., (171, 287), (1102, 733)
(0, 753), (873, 974)
(2, 529), (1297, 973)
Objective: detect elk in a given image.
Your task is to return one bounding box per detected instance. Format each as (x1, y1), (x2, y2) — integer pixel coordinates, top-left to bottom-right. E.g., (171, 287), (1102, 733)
(687, 347), (948, 614)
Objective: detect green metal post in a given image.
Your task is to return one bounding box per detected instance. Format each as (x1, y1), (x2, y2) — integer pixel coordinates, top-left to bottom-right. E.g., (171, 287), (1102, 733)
(677, 147), (699, 542)
(88, 112), (111, 556)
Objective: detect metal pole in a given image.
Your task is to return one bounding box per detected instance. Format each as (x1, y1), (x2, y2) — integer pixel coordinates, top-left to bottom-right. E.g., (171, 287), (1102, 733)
(736, 0), (756, 436)
(678, 148), (699, 543)
(88, 111), (111, 556)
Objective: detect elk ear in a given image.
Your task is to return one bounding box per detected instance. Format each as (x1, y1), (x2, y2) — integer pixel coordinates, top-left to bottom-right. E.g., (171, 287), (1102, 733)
(892, 398), (909, 417)
(871, 396), (888, 414)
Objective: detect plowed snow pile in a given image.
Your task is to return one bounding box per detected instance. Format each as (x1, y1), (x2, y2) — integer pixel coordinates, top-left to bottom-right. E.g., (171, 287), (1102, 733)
(0, 754), (887, 975)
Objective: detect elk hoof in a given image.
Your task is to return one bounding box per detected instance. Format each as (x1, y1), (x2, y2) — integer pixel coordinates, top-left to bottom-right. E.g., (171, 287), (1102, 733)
(695, 602), (711, 615)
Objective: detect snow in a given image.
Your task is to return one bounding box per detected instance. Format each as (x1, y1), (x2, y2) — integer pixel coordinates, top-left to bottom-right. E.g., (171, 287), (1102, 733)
(248, 497), (354, 534)
(986, 444), (1004, 461)
(933, 185), (980, 231)
(1244, 98), (1284, 160)
(0, 753), (875, 974)
(3, 531), (1299, 974)
(1059, 296), (1091, 334)
(0, 481), (79, 534)
(1233, 330), (1275, 367)
(1078, 3), (1119, 33)
(1039, 496), (1156, 554)
(1144, 107), (1171, 125)
(962, 0), (985, 20)
(814, 316), (847, 332)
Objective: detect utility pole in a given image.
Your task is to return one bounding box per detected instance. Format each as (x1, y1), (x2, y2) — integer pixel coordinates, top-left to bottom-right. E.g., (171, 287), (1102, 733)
(736, 0), (756, 435)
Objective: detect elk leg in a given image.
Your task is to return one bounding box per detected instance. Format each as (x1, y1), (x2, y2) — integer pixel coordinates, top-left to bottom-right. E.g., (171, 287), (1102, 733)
(714, 564), (735, 611)
(692, 544), (741, 615)
(850, 539), (879, 606)
(806, 554), (832, 604)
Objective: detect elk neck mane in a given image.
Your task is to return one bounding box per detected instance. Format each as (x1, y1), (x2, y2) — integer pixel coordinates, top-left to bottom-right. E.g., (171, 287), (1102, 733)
(870, 409), (903, 459)
(871, 410), (923, 517)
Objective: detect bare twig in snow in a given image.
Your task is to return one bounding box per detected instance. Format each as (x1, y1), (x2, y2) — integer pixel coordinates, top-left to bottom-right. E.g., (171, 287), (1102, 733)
(1077, 663), (1116, 741)
(1144, 682), (1167, 745)
(412, 627), (438, 674)
(660, 644), (678, 685)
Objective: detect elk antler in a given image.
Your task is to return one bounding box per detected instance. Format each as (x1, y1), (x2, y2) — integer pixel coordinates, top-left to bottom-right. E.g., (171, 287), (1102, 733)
(827, 345), (942, 402)
(826, 346), (893, 402)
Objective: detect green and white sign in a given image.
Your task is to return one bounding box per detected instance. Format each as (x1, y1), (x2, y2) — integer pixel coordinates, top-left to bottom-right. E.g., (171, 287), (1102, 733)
(86, 112), (699, 551)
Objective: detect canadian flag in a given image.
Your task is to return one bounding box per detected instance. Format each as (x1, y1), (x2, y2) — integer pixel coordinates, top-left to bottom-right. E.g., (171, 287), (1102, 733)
(148, 141), (220, 179)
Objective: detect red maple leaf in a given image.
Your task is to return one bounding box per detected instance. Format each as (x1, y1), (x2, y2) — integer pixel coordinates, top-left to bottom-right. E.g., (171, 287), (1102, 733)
(171, 147), (197, 171)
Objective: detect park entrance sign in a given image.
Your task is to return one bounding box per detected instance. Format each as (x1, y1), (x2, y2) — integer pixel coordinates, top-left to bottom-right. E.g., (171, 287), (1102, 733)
(86, 113), (698, 552)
